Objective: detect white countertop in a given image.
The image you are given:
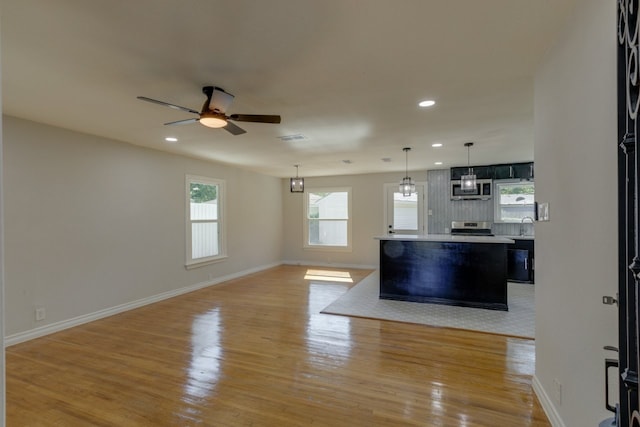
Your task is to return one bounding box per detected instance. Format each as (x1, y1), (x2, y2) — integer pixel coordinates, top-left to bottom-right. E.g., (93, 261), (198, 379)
(375, 234), (515, 244)
(497, 235), (535, 240)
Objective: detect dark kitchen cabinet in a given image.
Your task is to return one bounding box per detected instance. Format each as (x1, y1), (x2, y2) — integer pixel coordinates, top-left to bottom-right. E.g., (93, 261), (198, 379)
(493, 164), (514, 179)
(493, 162), (534, 180)
(450, 165), (493, 180)
(451, 162), (534, 180)
(472, 165), (493, 179)
(507, 239), (534, 283)
(512, 162), (534, 179)
(450, 167), (470, 180)
(508, 249), (530, 282)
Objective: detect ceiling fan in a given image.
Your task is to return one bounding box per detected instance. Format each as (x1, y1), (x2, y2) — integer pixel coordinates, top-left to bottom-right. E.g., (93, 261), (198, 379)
(137, 86), (281, 136)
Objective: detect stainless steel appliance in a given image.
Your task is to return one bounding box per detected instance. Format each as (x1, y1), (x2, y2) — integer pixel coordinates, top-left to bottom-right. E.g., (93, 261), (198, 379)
(450, 221), (494, 236)
(451, 179), (492, 200)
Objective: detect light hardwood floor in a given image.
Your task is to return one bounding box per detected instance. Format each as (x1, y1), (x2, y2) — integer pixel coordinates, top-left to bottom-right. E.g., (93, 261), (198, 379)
(6, 265), (549, 426)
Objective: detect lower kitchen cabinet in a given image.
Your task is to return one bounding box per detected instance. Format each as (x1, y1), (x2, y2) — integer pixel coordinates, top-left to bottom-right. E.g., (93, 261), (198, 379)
(508, 239), (534, 283)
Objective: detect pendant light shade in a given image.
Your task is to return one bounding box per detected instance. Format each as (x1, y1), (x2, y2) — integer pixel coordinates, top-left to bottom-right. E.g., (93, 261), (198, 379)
(461, 142), (476, 191)
(290, 165), (304, 193)
(399, 147), (415, 196)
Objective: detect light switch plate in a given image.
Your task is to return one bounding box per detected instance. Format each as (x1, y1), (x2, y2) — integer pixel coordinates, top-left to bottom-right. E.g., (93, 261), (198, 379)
(538, 202), (550, 222)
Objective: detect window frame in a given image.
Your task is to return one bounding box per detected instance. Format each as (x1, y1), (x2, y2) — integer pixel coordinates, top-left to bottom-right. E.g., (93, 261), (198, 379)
(493, 180), (536, 224)
(185, 174), (227, 269)
(303, 187), (352, 252)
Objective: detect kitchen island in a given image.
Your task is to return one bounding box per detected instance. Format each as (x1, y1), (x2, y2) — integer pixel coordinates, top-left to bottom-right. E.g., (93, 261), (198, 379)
(375, 234), (514, 311)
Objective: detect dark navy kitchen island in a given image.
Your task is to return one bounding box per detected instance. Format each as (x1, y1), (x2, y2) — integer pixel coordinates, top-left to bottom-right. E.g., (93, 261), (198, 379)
(376, 235), (514, 311)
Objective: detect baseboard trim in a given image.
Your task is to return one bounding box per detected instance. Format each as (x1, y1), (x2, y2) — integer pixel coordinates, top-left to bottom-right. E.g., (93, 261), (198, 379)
(4, 261), (282, 347)
(532, 375), (565, 427)
(281, 260), (378, 270)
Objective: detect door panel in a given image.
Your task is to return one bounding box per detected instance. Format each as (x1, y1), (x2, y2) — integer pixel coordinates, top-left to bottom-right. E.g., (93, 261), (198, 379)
(618, 1), (640, 424)
(507, 249), (530, 283)
(385, 184), (425, 235)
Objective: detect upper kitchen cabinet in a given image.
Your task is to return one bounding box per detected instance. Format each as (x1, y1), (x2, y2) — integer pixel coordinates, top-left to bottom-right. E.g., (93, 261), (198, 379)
(472, 165), (494, 179)
(450, 165), (494, 180)
(450, 167), (469, 180)
(512, 162), (534, 179)
(493, 164), (513, 180)
(493, 162), (534, 180)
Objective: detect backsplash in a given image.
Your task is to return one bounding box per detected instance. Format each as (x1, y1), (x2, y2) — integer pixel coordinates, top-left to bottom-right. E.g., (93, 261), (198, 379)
(426, 169), (534, 236)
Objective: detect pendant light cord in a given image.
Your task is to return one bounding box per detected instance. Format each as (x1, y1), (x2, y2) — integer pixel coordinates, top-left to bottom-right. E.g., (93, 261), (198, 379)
(403, 147), (411, 178)
(405, 149), (409, 177)
(464, 142), (474, 174)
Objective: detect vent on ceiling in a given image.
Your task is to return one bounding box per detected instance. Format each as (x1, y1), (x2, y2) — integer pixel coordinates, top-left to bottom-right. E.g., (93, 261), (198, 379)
(277, 134), (307, 142)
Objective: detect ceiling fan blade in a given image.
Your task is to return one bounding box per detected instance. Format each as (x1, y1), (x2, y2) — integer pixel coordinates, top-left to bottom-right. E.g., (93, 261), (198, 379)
(164, 118), (199, 126)
(137, 96), (200, 115)
(223, 121), (247, 135)
(229, 114), (281, 124)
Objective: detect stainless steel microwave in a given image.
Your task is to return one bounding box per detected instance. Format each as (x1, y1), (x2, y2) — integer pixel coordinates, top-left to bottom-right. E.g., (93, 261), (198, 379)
(451, 179), (492, 200)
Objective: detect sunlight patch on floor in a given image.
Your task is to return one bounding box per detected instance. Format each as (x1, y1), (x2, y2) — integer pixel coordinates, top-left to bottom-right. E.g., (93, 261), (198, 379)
(304, 269), (354, 283)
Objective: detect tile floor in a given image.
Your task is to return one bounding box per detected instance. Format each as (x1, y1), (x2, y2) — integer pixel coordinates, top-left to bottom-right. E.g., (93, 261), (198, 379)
(321, 270), (535, 339)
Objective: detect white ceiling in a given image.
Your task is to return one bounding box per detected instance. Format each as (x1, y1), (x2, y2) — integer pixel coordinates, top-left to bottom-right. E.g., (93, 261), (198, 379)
(1, 0), (577, 178)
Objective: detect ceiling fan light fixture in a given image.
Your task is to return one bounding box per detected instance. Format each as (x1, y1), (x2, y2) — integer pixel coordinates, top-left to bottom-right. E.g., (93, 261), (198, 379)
(137, 86), (279, 136)
(199, 113), (228, 128)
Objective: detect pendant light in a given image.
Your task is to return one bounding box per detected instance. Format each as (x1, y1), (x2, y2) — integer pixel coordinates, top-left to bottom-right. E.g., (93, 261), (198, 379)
(399, 147), (415, 196)
(290, 164), (304, 193)
(461, 142), (476, 192)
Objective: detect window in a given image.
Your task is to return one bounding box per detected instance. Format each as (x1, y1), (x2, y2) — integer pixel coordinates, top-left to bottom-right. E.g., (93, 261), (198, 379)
(304, 187), (352, 251)
(494, 181), (535, 223)
(186, 175), (226, 267)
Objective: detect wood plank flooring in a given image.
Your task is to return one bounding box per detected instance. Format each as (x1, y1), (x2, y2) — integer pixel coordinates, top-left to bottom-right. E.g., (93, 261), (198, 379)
(6, 265), (550, 426)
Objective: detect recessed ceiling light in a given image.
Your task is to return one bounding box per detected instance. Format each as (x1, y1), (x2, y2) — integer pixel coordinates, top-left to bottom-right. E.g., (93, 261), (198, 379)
(418, 100), (436, 108)
(435, 161), (443, 165)
(165, 137), (178, 143)
(432, 143), (443, 148)
(381, 157), (392, 163)
(342, 159), (353, 164)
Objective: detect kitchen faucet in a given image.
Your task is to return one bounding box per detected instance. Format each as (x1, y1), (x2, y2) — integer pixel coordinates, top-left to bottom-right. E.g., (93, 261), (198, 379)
(520, 216), (534, 236)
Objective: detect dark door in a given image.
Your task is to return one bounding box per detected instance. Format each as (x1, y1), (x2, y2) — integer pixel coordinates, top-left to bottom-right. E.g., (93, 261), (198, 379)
(507, 249), (530, 282)
(617, 2), (640, 425)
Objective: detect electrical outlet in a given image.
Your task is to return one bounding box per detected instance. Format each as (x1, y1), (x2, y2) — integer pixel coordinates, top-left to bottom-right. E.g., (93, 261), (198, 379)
(35, 306), (46, 321)
(553, 378), (562, 405)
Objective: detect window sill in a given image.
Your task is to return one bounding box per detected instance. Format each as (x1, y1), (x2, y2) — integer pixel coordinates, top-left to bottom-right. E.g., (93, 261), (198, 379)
(185, 255), (228, 270)
(303, 245), (352, 253)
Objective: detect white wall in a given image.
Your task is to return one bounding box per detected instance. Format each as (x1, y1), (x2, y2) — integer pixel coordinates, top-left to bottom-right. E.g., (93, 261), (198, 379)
(533, 1), (618, 425)
(0, 20), (6, 424)
(3, 116), (283, 338)
(282, 172), (421, 267)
